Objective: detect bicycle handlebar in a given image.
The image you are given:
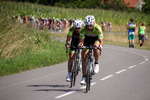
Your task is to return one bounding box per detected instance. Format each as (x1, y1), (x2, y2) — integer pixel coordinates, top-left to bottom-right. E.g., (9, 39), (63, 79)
(66, 45), (102, 55)
(66, 46), (80, 53)
(82, 45), (102, 55)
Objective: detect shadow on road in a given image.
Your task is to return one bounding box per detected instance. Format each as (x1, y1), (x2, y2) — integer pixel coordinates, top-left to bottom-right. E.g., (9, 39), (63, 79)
(27, 84), (82, 92)
(28, 85), (69, 88)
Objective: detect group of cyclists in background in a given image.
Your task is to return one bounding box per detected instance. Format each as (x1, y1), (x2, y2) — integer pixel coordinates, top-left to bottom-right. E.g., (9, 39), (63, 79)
(12, 15), (78, 32)
(12, 15), (113, 32)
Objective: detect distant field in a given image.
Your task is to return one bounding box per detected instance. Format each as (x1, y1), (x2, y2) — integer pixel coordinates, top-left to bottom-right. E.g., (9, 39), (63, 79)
(0, 1), (150, 26)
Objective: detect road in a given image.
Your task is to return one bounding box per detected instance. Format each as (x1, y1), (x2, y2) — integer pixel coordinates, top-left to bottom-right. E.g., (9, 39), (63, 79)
(0, 44), (150, 100)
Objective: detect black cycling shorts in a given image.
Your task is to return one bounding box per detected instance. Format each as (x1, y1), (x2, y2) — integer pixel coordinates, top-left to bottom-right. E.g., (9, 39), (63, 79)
(84, 35), (99, 46)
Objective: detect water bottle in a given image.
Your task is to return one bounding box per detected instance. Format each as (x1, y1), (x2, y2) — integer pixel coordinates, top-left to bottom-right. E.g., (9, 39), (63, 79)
(145, 36), (148, 41)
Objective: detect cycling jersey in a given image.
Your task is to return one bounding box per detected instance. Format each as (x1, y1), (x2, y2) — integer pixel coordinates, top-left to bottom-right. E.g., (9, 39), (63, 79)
(67, 26), (80, 53)
(79, 24), (103, 40)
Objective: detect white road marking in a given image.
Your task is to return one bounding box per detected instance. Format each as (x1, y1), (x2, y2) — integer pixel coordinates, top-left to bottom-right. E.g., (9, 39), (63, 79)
(100, 75), (114, 81)
(139, 61), (145, 65)
(115, 69), (127, 74)
(55, 82), (97, 99)
(145, 59), (149, 61)
(80, 82), (97, 89)
(128, 65), (136, 69)
(55, 91), (76, 99)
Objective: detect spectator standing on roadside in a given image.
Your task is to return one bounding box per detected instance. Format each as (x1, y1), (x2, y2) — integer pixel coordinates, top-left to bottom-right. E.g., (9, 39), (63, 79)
(127, 18), (136, 48)
(107, 21), (112, 32)
(138, 22), (148, 47)
(101, 21), (105, 31)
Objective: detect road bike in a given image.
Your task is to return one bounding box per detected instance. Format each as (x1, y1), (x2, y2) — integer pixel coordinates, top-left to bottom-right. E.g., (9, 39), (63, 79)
(82, 45), (101, 93)
(66, 46), (81, 88)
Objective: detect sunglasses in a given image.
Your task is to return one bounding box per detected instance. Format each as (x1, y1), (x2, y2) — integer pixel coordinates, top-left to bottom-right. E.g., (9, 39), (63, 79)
(86, 25), (93, 27)
(75, 28), (81, 29)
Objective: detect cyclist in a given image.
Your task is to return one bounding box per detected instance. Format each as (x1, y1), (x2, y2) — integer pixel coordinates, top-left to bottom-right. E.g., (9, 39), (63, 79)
(65, 19), (83, 82)
(78, 15), (103, 85)
(138, 22), (147, 47)
(127, 18), (136, 48)
(101, 20), (105, 31)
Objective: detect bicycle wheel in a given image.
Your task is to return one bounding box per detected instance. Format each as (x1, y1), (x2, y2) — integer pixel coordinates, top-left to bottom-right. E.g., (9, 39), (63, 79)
(86, 59), (91, 93)
(75, 56), (80, 75)
(70, 62), (75, 88)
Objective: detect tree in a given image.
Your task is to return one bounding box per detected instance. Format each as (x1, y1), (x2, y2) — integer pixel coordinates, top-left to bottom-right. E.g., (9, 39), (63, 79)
(142, 0), (150, 13)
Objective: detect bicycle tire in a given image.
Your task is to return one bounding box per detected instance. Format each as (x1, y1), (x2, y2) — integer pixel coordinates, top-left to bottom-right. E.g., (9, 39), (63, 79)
(86, 59), (91, 93)
(70, 58), (78, 88)
(70, 61), (75, 88)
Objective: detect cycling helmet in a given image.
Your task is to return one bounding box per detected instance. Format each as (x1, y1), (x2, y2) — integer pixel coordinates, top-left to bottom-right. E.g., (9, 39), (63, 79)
(85, 15), (95, 26)
(73, 19), (82, 28)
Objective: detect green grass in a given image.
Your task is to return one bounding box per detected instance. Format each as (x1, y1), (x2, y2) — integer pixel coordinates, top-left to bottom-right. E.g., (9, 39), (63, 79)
(0, 42), (68, 76)
(104, 33), (150, 50)
(0, 14), (68, 77)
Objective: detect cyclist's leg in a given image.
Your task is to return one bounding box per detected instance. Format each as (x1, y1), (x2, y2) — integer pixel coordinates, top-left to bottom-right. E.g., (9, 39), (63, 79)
(68, 52), (74, 72)
(93, 41), (100, 63)
(66, 47), (75, 82)
(80, 49), (88, 84)
(93, 40), (100, 73)
(82, 49), (88, 76)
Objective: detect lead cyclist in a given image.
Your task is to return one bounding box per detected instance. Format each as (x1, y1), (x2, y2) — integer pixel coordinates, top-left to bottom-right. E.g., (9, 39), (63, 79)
(78, 15), (103, 85)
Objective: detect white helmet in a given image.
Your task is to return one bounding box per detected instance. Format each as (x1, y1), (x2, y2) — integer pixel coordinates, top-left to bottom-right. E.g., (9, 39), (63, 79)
(73, 19), (82, 28)
(85, 15), (95, 26)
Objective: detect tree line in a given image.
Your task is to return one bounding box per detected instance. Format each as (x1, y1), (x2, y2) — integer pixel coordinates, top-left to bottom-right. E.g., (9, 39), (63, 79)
(2, 0), (150, 13)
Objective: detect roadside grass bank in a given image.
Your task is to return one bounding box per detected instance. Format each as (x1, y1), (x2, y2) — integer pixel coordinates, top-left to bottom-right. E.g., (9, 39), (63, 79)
(0, 19), (68, 77)
(0, 42), (68, 76)
(104, 33), (150, 50)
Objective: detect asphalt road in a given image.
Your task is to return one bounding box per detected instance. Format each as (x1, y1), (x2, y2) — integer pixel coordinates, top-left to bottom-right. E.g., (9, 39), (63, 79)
(0, 44), (150, 100)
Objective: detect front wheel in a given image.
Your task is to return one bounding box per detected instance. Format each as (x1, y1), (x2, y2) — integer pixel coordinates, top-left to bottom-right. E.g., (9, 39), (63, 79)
(86, 60), (91, 93)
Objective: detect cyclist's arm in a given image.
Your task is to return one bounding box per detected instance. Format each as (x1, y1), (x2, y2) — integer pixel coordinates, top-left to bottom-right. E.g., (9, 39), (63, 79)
(79, 27), (85, 46)
(79, 34), (84, 47)
(97, 25), (104, 47)
(66, 35), (72, 45)
(79, 38), (84, 45)
(99, 39), (103, 47)
(66, 26), (74, 46)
